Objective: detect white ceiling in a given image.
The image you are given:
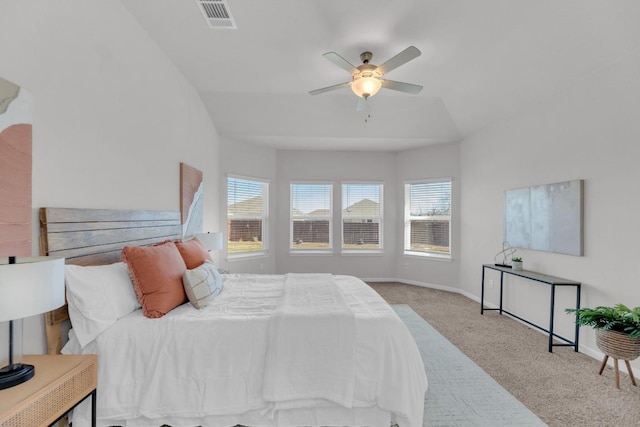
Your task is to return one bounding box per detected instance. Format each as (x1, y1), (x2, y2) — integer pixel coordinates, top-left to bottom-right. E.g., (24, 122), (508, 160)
(121, 0), (639, 152)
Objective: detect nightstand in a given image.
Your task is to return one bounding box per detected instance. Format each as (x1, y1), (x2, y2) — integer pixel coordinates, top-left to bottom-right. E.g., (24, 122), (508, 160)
(0, 354), (97, 427)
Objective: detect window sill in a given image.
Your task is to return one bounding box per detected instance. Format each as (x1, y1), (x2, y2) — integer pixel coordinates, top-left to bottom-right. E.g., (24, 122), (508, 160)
(341, 250), (384, 256)
(403, 252), (452, 262)
(289, 250), (334, 256)
(228, 251), (269, 262)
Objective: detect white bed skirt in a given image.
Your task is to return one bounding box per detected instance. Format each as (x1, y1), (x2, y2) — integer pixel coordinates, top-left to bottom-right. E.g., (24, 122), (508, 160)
(76, 405), (392, 427)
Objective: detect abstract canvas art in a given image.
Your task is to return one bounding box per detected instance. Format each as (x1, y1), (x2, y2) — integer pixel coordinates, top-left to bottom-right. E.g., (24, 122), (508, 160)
(504, 179), (584, 256)
(0, 76), (32, 257)
(180, 163), (203, 239)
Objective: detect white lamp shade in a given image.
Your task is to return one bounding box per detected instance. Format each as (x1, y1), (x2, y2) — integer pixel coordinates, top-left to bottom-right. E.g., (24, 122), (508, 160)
(196, 232), (223, 251)
(0, 256), (65, 322)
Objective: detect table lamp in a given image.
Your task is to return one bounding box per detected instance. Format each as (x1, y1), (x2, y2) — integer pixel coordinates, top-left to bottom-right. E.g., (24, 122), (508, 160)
(196, 232), (223, 252)
(0, 256), (65, 390)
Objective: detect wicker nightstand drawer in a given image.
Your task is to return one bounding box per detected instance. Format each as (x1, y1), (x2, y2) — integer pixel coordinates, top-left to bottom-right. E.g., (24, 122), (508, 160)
(0, 355), (97, 427)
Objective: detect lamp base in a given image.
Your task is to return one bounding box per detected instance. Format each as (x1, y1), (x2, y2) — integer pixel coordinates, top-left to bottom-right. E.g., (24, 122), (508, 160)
(0, 363), (35, 389)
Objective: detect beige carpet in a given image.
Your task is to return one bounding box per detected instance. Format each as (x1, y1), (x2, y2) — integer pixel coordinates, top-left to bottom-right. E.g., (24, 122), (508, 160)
(369, 282), (640, 427)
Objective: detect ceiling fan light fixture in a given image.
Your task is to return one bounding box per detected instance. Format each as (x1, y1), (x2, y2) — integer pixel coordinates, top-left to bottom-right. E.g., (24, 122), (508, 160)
(310, 46), (422, 103)
(351, 74), (382, 98)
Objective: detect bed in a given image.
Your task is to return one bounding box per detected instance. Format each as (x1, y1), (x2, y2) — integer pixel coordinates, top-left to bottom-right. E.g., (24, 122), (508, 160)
(40, 207), (427, 427)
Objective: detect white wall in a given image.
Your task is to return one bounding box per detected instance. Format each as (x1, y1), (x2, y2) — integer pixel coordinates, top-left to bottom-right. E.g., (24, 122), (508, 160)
(275, 150), (399, 279)
(0, 0), (219, 358)
(219, 144), (462, 286)
(396, 143), (461, 291)
(218, 137), (277, 273)
(459, 43), (640, 370)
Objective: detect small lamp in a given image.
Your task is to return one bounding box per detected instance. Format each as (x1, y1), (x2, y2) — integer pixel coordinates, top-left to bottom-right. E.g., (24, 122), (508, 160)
(196, 232), (223, 252)
(0, 256), (65, 390)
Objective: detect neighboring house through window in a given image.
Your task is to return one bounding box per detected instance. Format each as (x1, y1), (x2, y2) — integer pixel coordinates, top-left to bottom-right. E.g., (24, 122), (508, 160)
(342, 183), (383, 252)
(404, 178), (452, 258)
(290, 183), (333, 252)
(227, 175), (268, 258)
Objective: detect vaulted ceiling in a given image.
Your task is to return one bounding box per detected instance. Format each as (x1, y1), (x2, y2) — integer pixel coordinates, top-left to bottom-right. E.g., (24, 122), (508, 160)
(122, 0), (638, 151)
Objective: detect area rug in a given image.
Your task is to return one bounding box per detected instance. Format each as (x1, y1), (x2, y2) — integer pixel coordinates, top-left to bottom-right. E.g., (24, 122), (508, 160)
(393, 304), (546, 426)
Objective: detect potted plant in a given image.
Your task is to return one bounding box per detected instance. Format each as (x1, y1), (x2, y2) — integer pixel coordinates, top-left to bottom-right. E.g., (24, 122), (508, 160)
(511, 257), (523, 270)
(566, 304), (640, 337)
(566, 304), (640, 388)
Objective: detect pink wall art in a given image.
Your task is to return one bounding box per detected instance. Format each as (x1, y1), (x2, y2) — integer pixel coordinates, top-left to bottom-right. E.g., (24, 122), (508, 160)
(0, 76), (32, 257)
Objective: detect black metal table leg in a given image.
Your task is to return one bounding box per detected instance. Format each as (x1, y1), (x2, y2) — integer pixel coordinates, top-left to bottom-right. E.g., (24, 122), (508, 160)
(481, 266), (486, 314)
(499, 272), (504, 315)
(574, 285), (581, 351)
(92, 389), (97, 427)
(548, 284), (556, 352)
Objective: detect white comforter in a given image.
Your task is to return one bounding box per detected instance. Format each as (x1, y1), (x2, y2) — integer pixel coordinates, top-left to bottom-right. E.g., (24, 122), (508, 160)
(68, 274), (427, 427)
(264, 274), (356, 408)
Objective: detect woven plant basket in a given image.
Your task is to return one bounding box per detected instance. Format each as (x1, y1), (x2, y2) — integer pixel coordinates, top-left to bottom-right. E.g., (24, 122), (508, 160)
(595, 329), (640, 361)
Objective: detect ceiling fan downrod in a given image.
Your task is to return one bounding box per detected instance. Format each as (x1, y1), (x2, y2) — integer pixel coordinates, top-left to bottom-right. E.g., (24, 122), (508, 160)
(360, 51), (373, 64)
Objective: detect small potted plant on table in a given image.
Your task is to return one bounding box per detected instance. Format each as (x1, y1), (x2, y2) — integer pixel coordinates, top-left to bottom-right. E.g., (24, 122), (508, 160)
(511, 257), (523, 270)
(566, 304), (640, 389)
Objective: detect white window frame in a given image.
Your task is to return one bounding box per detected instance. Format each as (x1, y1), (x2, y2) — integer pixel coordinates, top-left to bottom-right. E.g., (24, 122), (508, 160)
(226, 174), (269, 260)
(290, 182), (333, 254)
(404, 178), (452, 259)
(341, 182), (384, 254)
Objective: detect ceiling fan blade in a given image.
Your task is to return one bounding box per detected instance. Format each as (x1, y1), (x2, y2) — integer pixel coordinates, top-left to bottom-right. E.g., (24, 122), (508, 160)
(380, 79), (423, 94)
(376, 46), (421, 75)
(323, 52), (359, 74)
(356, 97), (367, 112)
(309, 81), (351, 95)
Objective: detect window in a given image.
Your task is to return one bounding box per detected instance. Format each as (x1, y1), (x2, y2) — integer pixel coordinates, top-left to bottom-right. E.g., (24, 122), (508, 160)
(342, 183), (383, 252)
(227, 175), (268, 257)
(290, 183), (332, 252)
(404, 178), (451, 258)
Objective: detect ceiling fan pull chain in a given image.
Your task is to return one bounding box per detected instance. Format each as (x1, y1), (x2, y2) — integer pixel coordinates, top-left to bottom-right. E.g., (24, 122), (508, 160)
(364, 100), (372, 123)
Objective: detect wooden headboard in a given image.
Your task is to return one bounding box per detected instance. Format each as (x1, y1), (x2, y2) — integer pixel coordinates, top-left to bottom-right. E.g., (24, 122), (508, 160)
(39, 207), (181, 354)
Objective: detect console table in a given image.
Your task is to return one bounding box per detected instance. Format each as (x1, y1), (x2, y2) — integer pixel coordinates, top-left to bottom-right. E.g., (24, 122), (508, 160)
(481, 264), (581, 352)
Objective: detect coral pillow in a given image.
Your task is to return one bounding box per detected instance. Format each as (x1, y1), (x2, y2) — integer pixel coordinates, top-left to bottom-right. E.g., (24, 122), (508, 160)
(122, 241), (188, 318)
(175, 237), (213, 269)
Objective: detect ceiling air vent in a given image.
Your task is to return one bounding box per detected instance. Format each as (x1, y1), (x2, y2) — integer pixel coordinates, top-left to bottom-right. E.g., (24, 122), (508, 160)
(195, 0), (237, 29)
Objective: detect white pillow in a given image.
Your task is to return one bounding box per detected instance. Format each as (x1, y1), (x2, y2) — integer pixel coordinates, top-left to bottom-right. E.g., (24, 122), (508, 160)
(182, 260), (223, 309)
(65, 262), (140, 348)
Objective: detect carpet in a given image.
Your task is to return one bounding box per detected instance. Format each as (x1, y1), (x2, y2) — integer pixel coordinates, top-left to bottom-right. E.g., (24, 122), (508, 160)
(393, 304), (547, 426)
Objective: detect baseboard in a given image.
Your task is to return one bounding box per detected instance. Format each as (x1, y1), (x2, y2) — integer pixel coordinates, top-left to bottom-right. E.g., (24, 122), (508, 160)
(576, 344), (636, 377)
(362, 276), (637, 379)
(362, 277), (462, 295)
(363, 277), (498, 307)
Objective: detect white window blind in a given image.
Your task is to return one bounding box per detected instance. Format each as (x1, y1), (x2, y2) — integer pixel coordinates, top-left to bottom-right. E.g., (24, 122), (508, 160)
(227, 175), (268, 256)
(290, 183), (332, 251)
(342, 183), (383, 251)
(404, 179), (451, 257)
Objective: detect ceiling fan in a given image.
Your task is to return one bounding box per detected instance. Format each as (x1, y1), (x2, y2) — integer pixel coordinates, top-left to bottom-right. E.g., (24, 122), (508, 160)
(309, 46), (423, 111)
